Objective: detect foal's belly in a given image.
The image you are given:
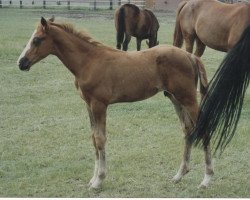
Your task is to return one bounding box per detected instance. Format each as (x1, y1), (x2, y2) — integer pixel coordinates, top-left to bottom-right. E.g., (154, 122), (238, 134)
(110, 76), (162, 104)
(111, 87), (160, 103)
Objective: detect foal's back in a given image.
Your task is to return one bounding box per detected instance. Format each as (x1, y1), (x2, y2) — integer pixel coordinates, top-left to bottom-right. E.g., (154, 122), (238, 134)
(98, 45), (199, 104)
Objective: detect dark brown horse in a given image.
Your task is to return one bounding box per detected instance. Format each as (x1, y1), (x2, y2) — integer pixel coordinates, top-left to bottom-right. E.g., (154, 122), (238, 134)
(17, 17), (213, 189)
(115, 3), (159, 51)
(174, 0), (250, 57)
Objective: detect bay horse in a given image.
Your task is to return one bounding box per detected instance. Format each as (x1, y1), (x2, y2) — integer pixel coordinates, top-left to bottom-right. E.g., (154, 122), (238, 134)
(174, 0), (250, 57)
(17, 17), (213, 189)
(115, 3), (159, 51)
(191, 24), (250, 154)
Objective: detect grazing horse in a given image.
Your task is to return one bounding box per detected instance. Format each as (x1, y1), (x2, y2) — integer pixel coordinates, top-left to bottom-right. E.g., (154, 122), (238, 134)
(174, 0), (250, 57)
(191, 24), (250, 154)
(17, 17), (213, 189)
(115, 3), (159, 51)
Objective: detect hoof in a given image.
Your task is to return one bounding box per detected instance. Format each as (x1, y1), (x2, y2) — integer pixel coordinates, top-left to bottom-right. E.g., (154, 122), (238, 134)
(88, 184), (101, 190)
(172, 168), (189, 183)
(198, 183), (209, 189)
(88, 178), (103, 190)
(198, 174), (212, 189)
(88, 179), (95, 187)
(172, 175), (182, 183)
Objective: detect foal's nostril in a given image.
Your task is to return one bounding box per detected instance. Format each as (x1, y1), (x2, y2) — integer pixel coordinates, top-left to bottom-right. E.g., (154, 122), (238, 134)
(19, 57), (30, 71)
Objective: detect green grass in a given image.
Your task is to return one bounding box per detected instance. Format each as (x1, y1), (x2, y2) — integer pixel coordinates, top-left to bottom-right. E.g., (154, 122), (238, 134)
(0, 8), (250, 197)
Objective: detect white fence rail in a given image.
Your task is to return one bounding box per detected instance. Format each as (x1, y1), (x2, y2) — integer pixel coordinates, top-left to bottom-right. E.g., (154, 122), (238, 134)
(0, 0), (145, 9)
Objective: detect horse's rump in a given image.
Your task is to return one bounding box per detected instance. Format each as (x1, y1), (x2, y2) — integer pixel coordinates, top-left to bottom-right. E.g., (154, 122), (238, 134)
(173, 0), (187, 47)
(115, 3), (159, 50)
(174, 0), (250, 55)
(143, 9), (159, 35)
(115, 4), (140, 37)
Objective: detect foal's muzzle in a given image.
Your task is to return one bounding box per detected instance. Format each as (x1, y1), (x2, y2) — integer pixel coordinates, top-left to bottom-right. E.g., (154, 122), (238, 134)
(19, 57), (31, 71)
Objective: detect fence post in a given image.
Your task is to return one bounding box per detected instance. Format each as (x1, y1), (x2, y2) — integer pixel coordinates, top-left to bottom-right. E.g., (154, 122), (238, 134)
(67, 0), (70, 9)
(20, 0), (22, 8)
(109, 0), (113, 10)
(43, 0), (46, 9)
(94, 0), (96, 10)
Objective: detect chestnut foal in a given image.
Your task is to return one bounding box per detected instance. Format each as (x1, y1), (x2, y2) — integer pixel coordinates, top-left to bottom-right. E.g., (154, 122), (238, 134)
(17, 17), (213, 189)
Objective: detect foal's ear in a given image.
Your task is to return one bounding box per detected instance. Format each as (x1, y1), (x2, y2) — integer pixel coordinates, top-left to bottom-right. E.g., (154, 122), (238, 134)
(41, 17), (47, 27)
(41, 17), (50, 32)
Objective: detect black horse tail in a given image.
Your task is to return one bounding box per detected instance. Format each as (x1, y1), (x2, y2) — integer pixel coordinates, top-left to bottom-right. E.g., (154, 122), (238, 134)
(173, 1), (187, 47)
(191, 24), (250, 153)
(116, 6), (126, 48)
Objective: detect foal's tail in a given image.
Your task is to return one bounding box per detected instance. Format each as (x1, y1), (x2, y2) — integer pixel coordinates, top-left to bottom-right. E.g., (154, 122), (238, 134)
(116, 5), (126, 47)
(193, 56), (208, 100)
(191, 24), (250, 153)
(173, 1), (187, 48)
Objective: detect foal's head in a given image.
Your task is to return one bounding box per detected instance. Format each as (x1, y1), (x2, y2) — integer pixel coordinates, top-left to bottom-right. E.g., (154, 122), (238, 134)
(17, 17), (55, 71)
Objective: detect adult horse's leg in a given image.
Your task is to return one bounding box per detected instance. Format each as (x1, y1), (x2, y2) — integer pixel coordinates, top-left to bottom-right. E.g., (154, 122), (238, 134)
(116, 30), (123, 50)
(136, 38), (142, 51)
(116, 42), (122, 50)
(122, 34), (131, 51)
(184, 34), (195, 53)
(194, 38), (206, 57)
(88, 100), (107, 189)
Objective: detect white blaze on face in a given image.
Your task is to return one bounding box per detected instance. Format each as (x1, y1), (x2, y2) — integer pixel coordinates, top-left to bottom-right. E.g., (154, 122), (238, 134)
(17, 30), (37, 65)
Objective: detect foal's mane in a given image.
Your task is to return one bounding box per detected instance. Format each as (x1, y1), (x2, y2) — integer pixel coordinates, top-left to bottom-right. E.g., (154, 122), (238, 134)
(51, 22), (106, 48)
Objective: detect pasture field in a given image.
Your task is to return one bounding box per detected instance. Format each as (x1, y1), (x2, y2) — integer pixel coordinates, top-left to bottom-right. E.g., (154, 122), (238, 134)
(0, 8), (250, 197)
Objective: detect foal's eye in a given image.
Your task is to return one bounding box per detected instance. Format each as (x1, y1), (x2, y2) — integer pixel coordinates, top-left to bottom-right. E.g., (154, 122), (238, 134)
(33, 37), (42, 46)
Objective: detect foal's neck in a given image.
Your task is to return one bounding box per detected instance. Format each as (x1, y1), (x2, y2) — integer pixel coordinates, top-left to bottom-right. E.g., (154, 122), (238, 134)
(50, 25), (100, 77)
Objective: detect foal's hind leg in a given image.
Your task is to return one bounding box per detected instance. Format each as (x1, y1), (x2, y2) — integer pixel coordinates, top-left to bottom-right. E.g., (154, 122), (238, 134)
(199, 138), (214, 188)
(170, 96), (214, 187)
(170, 96), (198, 182)
(122, 34), (131, 51)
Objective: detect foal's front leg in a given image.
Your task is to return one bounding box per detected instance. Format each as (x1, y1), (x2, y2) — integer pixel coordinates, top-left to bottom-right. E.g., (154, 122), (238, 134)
(87, 105), (99, 186)
(88, 101), (107, 189)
